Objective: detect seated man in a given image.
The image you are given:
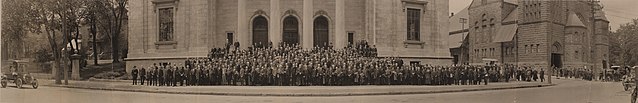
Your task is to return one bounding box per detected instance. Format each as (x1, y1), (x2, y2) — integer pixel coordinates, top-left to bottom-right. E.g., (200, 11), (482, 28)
(10, 66), (18, 77)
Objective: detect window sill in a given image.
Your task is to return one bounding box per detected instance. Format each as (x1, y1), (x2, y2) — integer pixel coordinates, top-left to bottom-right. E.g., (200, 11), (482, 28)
(152, 0), (179, 4)
(155, 41), (177, 49)
(401, 0), (428, 5)
(403, 40), (425, 49)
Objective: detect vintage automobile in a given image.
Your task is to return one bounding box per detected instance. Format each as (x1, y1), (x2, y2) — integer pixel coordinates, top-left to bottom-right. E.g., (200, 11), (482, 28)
(1, 60), (38, 89)
(624, 74), (635, 91)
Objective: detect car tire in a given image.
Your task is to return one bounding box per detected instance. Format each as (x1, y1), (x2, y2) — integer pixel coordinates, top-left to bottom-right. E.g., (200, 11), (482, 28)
(32, 79), (38, 89)
(15, 79), (22, 89)
(1, 80), (6, 88)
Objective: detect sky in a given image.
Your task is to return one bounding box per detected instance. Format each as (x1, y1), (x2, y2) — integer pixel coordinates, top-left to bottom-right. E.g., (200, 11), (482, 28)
(449, 0), (638, 31)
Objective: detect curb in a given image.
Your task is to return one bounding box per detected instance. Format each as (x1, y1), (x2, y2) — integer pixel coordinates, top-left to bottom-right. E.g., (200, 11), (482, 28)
(40, 83), (556, 96)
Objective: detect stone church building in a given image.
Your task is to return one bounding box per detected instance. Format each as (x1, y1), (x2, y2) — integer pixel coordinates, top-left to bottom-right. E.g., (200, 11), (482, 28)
(449, 0), (610, 71)
(126, 0), (452, 72)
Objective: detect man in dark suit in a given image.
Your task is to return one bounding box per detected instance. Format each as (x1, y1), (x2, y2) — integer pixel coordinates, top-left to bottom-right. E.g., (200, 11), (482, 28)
(167, 65), (174, 86)
(131, 66), (138, 85)
(140, 67), (146, 85)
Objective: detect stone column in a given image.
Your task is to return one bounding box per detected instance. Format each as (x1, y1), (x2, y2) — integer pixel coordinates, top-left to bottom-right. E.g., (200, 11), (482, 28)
(302, 0), (313, 49)
(335, 0), (346, 49)
(70, 54), (81, 80)
(237, 0), (248, 49)
(270, 0), (281, 47)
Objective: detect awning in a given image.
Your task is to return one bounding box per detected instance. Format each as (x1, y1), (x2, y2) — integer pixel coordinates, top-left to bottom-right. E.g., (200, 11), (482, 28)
(493, 24), (517, 42)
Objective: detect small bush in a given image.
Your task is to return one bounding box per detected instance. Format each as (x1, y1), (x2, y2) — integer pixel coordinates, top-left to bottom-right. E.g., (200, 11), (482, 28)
(92, 71), (123, 79)
(34, 48), (53, 63)
(116, 75), (130, 80)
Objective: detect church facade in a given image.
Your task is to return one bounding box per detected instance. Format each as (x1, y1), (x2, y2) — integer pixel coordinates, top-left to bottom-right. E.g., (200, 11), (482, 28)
(449, 0), (609, 72)
(126, 0), (452, 72)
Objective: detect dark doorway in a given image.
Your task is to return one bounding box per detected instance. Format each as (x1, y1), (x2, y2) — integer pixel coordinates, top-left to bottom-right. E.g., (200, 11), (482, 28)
(227, 32), (234, 44)
(283, 16), (299, 45)
(252, 16), (268, 48)
(347, 32), (354, 45)
(453, 55), (459, 65)
(551, 53), (562, 68)
(313, 16), (329, 47)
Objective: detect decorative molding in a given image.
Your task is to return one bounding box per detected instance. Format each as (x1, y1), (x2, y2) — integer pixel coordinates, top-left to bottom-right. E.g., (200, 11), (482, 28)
(155, 41), (178, 49)
(284, 9), (298, 16)
(152, 0), (179, 12)
(401, 0), (428, 12)
(403, 40), (425, 49)
(254, 9), (267, 16)
(314, 10), (328, 17)
(151, 0), (179, 4)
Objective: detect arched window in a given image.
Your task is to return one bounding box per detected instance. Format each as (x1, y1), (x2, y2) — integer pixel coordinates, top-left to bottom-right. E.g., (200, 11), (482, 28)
(313, 16), (329, 47)
(252, 16), (268, 48)
(283, 16), (299, 45)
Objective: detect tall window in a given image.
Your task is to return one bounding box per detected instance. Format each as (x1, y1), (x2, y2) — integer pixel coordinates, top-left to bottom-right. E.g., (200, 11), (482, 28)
(252, 16), (268, 48)
(536, 44), (540, 53)
(491, 48), (494, 56)
(158, 8), (174, 41)
(313, 16), (329, 47)
(525, 45), (529, 53)
(283, 16), (300, 45)
(406, 8), (420, 41)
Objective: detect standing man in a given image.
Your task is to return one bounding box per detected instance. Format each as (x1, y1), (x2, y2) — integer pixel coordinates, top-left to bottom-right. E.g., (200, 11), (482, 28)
(131, 66), (139, 85)
(178, 66), (185, 86)
(150, 65), (157, 86)
(140, 67), (146, 85)
(167, 65), (174, 86)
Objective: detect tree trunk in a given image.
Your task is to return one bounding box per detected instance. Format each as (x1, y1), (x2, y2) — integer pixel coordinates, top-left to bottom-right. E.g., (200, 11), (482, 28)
(46, 29), (62, 84)
(92, 23), (98, 65)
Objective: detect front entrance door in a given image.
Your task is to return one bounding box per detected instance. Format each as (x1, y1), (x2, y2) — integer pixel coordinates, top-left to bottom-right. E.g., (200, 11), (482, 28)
(551, 53), (562, 68)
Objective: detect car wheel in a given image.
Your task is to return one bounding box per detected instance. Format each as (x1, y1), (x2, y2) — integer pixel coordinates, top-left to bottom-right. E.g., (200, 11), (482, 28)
(15, 79), (22, 89)
(31, 79), (38, 89)
(1, 81), (6, 88)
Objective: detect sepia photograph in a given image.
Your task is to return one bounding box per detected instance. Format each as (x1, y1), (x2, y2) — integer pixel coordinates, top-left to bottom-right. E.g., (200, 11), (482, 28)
(1, 0), (638, 103)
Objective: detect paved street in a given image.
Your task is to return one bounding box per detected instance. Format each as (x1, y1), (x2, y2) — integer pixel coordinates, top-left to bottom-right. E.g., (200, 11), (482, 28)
(1, 78), (631, 103)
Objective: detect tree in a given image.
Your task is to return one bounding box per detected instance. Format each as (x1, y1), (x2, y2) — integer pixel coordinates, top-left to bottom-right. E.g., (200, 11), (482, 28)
(610, 19), (638, 67)
(2, 0), (41, 59)
(83, 0), (101, 65)
(29, 0), (83, 84)
(81, 0), (127, 64)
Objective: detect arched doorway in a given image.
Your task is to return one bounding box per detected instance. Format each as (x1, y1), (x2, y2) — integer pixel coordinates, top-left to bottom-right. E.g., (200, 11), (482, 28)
(551, 42), (563, 68)
(252, 16), (268, 48)
(313, 16), (329, 47)
(283, 16), (299, 46)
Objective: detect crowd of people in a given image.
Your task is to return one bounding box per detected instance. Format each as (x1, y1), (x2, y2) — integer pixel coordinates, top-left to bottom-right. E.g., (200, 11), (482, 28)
(129, 42), (547, 86)
(552, 67), (596, 81)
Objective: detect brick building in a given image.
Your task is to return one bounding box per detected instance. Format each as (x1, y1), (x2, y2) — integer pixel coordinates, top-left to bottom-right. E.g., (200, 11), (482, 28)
(449, 0), (609, 72)
(126, 0), (452, 73)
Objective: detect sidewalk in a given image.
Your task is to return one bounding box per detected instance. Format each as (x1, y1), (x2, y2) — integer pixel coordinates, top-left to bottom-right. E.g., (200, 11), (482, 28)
(40, 80), (554, 96)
